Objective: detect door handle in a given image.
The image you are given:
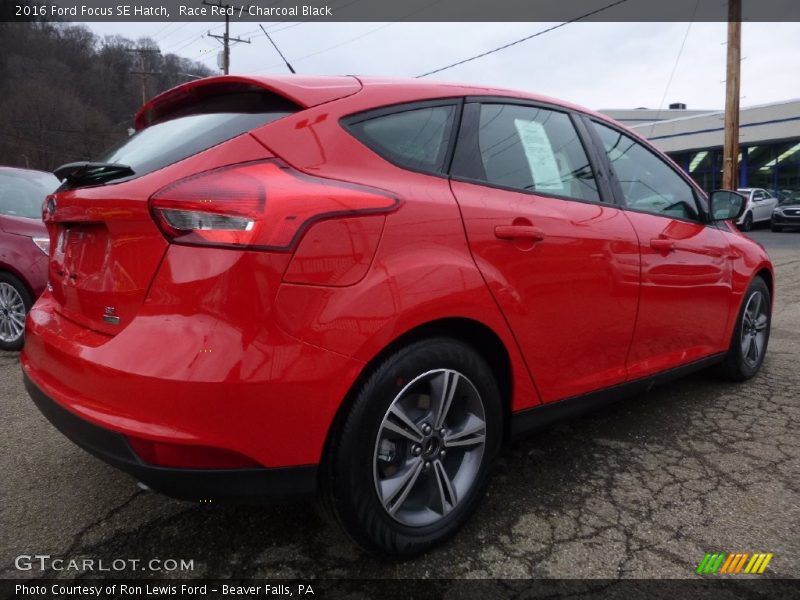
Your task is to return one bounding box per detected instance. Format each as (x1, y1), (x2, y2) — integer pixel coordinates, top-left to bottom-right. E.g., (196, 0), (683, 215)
(494, 225), (545, 241)
(650, 238), (675, 252)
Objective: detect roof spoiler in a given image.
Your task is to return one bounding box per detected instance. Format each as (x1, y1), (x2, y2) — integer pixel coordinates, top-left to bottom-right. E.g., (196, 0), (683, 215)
(134, 75), (362, 130)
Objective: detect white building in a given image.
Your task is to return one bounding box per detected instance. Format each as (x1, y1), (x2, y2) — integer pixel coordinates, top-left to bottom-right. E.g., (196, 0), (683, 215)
(601, 99), (800, 199)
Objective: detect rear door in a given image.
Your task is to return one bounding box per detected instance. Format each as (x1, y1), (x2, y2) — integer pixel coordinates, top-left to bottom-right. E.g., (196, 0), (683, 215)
(755, 189), (778, 221)
(449, 101), (640, 403)
(585, 119), (734, 379)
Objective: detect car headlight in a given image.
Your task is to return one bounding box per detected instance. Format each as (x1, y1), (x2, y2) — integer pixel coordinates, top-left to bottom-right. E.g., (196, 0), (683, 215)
(31, 236), (50, 256)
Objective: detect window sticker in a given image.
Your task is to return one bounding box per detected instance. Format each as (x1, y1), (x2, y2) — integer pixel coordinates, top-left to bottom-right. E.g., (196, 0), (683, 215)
(514, 118), (564, 192)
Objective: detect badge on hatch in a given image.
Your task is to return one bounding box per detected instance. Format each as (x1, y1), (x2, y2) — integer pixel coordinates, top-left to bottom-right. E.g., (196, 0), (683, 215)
(103, 306), (120, 325)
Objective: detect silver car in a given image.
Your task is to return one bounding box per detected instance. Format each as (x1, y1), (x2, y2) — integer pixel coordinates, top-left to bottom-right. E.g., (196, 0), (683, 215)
(735, 188), (779, 231)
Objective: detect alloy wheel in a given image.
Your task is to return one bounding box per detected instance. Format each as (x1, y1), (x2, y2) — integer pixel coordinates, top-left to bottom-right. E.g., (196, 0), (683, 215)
(0, 282), (26, 344)
(373, 369), (487, 527)
(740, 290), (769, 368)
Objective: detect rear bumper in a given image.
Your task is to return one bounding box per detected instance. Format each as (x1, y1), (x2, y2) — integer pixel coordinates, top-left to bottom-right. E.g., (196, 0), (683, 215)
(25, 374), (317, 501)
(23, 285), (366, 469)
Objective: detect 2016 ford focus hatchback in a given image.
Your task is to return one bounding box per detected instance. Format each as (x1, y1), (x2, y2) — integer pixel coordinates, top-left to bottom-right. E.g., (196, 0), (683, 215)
(23, 75), (773, 557)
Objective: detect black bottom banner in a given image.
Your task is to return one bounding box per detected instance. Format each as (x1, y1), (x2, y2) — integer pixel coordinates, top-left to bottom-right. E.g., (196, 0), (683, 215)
(3, 579), (800, 600)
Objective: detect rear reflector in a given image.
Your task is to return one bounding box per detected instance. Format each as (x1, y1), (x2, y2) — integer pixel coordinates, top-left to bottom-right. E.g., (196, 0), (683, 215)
(126, 436), (261, 469)
(149, 159), (399, 251)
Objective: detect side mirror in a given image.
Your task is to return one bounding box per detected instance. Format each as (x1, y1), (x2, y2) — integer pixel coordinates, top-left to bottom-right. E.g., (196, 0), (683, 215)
(709, 190), (746, 222)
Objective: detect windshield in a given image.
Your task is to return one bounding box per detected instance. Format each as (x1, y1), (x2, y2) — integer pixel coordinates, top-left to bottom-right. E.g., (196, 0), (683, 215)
(0, 170), (59, 219)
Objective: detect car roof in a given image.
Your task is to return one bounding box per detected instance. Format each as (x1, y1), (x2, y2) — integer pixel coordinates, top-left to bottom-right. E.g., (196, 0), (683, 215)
(136, 74), (622, 132)
(353, 76), (607, 116)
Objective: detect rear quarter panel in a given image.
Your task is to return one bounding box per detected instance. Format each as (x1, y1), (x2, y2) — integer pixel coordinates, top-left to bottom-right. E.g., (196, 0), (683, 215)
(255, 91), (542, 412)
(721, 223), (774, 344)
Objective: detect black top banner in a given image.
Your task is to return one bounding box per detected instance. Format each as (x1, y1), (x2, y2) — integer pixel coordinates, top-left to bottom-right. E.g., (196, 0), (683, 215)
(3, 0), (800, 23)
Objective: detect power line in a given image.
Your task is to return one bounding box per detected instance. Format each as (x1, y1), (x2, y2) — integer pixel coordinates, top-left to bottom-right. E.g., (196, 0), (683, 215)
(416, 0), (630, 78)
(169, 33), (211, 54)
(240, 0), (444, 75)
(287, 21), (397, 64)
(150, 22), (177, 40)
(161, 23), (224, 53)
(154, 22), (194, 44)
(238, 21), (399, 75)
(648, 0), (701, 138)
(160, 25), (208, 50)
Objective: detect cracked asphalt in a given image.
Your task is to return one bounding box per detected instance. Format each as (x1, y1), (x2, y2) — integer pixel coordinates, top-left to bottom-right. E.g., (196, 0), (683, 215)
(1, 230), (798, 580)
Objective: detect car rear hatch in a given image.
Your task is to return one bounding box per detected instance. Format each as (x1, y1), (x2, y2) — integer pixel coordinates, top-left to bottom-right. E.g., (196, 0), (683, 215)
(47, 181), (170, 335)
(46, 76), (361, 335)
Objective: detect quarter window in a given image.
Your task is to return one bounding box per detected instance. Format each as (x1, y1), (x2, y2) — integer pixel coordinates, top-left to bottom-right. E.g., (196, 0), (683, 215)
(592, 121), (700, 220)
(346, 105), (456, 173)
(452, 103), (601, 203)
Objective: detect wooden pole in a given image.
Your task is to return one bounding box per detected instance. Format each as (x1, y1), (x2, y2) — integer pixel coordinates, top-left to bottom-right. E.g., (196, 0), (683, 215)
(722, 0), (742, 190)
(204, 1), (249, 75)
(223, 12), (230, 75)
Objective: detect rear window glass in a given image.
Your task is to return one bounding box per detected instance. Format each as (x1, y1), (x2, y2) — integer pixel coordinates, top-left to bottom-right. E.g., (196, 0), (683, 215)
(0, 170), (59, 218)
(88, 88), (300, 185)
(98, 110), (292, 181)
(346, 105), (456, 174)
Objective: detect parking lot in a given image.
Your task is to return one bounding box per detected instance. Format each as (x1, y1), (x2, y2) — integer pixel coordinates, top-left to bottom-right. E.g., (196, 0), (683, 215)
(1, 229), (798, 580)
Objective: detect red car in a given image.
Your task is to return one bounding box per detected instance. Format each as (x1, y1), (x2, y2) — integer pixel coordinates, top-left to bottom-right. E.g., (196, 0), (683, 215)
(23, 76), (772, 557)
(0, 167), (58, 350)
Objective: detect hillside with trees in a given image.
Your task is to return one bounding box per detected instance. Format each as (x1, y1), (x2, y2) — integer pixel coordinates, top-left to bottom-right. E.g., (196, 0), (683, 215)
(0, 22), (214, 171)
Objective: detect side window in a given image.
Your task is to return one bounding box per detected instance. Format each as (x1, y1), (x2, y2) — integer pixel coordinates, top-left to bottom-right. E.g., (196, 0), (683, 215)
(452, 103), (601, 203)
(346, 105), (456, 173)
(0, 171), (59, 218)
(592, 121), (701, 221)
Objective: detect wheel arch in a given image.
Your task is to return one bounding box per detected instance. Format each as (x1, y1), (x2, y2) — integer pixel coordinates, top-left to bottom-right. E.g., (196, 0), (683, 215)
(319, 317), (515, 472)
(755, 267), (774, 303)
(0, 262), (35, 296)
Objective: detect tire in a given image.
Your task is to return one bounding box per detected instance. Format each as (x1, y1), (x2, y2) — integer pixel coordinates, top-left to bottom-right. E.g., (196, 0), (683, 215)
(771, 224), (783, 232)
(321, 337), (503, 558)
(0, 272), (32, 351)
(717, 277), (771, 381)
(739, 212), (753, 232)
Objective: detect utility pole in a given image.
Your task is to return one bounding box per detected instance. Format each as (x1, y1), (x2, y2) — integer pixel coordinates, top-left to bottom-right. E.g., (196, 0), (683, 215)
(203, 0), (250, 74)
(127, 47), (161, 105)
(722, 0), (742, 190)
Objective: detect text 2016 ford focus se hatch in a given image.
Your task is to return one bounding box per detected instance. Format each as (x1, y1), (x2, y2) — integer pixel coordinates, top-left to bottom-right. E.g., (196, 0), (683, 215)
(23, 75), (773, 557)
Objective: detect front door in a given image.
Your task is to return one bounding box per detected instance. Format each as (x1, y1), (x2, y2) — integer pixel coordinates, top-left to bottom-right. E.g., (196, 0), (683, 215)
(587, 120), (734, 379)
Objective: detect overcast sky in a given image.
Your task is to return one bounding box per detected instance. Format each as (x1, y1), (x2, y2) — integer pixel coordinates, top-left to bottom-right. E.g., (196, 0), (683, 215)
(84, 21), (800, 111)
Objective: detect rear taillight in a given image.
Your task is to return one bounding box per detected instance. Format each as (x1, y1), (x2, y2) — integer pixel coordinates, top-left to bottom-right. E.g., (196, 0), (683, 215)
(149, 159), (399, 251)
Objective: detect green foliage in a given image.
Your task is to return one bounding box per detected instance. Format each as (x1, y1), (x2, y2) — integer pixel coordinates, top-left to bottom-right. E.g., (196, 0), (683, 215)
(0, 22), (214, 171)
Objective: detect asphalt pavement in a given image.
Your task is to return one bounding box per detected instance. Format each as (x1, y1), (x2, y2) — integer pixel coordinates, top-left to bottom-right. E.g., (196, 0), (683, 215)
(1, 227), (798, 580)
